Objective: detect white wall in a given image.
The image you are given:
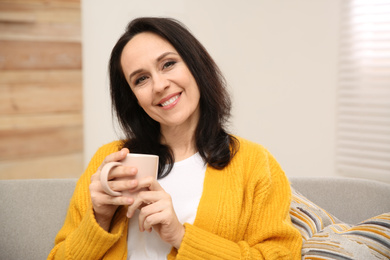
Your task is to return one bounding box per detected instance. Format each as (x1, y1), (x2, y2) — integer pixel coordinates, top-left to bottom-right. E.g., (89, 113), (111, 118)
(82, 0), (340, 178)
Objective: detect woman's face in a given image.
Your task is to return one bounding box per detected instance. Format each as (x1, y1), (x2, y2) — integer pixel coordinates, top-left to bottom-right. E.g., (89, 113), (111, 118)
(121, 32), (201, 131)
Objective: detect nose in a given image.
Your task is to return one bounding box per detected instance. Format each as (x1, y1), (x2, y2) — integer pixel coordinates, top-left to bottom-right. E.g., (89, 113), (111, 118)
(153, 73), (170, 93)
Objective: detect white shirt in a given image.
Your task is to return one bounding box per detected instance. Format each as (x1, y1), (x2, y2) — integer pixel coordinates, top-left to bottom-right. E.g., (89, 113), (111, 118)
(127, 152), (206, 259)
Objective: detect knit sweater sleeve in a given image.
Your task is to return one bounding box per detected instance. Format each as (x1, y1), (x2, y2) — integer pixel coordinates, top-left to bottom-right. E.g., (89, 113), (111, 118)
(47, 142), (128, 260)
(168, 138), (302, 259)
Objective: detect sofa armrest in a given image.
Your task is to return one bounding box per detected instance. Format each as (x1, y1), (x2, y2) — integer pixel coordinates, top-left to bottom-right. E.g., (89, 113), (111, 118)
(0, 178), (77, 260)
(289, 176), (390, 224)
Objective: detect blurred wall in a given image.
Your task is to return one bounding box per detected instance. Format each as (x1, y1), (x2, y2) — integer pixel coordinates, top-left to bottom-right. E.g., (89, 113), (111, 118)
(0, 0), (83, 179)
(82, 0), (340, 178)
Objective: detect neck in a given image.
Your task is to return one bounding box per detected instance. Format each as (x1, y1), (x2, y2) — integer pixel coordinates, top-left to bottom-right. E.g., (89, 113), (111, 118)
(161, 125), (197, 162)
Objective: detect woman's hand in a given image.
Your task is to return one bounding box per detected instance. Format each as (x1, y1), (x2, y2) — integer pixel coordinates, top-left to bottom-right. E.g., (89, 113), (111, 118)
(127, 178), (185, 249)
(89, 148), (138, 231)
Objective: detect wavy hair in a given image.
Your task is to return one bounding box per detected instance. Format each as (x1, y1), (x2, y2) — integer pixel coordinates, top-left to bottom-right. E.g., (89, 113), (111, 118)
(109, 17), (239, 178)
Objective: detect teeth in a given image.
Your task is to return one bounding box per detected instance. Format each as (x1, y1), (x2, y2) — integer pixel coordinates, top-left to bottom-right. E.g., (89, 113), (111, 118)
(161, 95), (179, 107)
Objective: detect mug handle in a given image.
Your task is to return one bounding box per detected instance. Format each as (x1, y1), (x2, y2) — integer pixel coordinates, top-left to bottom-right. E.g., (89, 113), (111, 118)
(100, 161), (122, 196)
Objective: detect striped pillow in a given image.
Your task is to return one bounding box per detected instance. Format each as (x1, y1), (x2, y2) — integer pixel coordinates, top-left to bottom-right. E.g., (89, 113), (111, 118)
(301, 213), (390, 259)
(290, 188), (390, 259)
(290, 188), (342, 241)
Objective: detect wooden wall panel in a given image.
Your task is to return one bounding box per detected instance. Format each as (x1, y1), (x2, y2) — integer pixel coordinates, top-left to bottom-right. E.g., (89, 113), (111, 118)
(0, 2), (81, 23)
(0, 0), (83, 179)
(0, 23), (81, 42)
(0, 113), (82, 131)
(0, 70), (82, 84)
(0, 127), (83, 160)
(0, 153), (84, 179)
(0, 41), (82, 70)
(0, 0), (80, 6)
(0, 80), (82, 114)
(0, 70), (82, 114)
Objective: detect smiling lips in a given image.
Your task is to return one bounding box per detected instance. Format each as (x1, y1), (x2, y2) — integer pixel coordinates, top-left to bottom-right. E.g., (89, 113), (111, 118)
(159, 93), (181, 109)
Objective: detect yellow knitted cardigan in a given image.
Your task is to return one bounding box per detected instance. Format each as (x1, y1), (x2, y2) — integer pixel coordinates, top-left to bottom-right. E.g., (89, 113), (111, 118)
(48, 137), (302, 259)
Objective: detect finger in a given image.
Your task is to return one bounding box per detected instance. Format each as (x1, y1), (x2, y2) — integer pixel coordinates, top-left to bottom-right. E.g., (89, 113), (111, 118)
(91, 171), (99, 182)
(98, 148), (129, 171)
(127, 197), (143, 218)
(137, 176), (163, 191)
(106, 165), (137, 181)
(90, 180), (129, 203)
(107, 194), (134, 206)
(126, 190), (165, 218)
(91, 149), (129, 187)
(142, 211), (167, 232)
(108, 177), (138, 193)
(107, 172), (158, 196)
(92, 191), (134, 207)
(139, 202), (166, 232)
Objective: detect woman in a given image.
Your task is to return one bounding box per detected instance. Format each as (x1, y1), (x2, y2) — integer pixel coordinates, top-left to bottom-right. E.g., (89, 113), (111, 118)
(48, 17), (302, 259)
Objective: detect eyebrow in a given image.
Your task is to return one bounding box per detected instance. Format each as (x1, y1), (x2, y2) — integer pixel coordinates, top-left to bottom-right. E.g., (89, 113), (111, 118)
(128, 51), (179, 82)
(157, 51), (178, 62)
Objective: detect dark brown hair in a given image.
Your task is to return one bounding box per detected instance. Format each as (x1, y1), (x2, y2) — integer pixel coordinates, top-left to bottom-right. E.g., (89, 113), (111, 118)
(109, 17), (238, 178)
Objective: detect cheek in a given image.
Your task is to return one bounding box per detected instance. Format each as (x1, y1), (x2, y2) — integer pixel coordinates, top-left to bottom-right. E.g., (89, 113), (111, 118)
(133, 89), (151, 110)
(183, 70), (199, 95)
(189, 80), (201, 100)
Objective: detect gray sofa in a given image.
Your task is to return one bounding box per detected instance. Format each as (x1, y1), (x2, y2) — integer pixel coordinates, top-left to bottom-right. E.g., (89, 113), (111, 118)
(1, 177), (390, 260)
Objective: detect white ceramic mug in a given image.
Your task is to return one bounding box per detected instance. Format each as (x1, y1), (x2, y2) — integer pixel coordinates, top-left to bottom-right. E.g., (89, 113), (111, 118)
(100, 153), (159, 197)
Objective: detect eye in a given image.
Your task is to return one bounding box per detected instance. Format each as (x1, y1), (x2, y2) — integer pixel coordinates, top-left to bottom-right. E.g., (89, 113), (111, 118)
(162, 61), (176, 70)
(135, 75), (148, 86)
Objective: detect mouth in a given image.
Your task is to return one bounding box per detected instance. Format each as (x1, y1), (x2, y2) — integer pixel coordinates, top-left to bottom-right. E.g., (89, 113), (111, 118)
(158, 92), (182, 108)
